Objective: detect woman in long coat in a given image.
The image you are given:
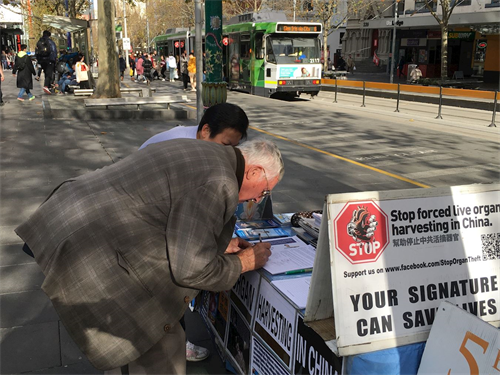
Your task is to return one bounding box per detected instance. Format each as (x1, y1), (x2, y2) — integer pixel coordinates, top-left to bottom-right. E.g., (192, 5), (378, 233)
(13, 44), (36, 101)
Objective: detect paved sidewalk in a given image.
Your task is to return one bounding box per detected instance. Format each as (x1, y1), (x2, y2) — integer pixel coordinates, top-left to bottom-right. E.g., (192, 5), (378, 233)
(0, 74), (227, 374)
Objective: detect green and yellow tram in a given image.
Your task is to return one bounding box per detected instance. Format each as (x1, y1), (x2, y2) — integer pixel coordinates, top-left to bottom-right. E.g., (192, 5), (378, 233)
(224, 18), (322, 98)
(153, 14), (322, 98)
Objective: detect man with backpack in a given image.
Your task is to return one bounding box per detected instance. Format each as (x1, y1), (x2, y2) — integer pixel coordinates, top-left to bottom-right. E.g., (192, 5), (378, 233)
(36, 30), (57, 94)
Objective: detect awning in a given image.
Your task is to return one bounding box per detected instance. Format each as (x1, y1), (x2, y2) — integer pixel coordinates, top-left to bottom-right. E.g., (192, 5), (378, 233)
(42, 15), (88, 33)
(0, 27), (23, 35)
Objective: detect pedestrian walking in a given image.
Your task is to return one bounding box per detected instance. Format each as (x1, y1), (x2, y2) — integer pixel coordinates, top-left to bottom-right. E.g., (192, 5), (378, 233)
(168, 53), (177, 82)
(1, 50), (8, 70)
(129, 53), (136, 81)
(135, 54), (144, 82)
(0, 62), (5, 106)
(12, 44), (36, 102)
(7, 51), (15, 69)
(151, 50), (160, 80)
(36, 30), (58, 94)
(347, 54), (355, 74)
(188, 52), (196, 91)
(142, 53), (153, 84)
(160, 55), (166, 81)
(75, 53), (90, 89)
(398, 56), (406, 79)
(180, 50), (189, 90)
(119, 54), (126, 81)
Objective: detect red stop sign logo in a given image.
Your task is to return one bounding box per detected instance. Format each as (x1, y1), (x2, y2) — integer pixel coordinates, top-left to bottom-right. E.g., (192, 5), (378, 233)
(174, 41), (179, 48)
(334, 201), (389, 264)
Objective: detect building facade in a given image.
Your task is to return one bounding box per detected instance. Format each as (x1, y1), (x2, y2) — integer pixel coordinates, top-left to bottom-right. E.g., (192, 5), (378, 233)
(342, 0), (500, 82)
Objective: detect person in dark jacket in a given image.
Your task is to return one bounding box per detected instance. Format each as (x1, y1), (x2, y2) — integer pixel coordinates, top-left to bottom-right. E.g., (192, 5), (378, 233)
(142, 53), (153, 83)
(119, 54), (126, 81)
(13, 44), (36, 101)
(36, 30), (58, 94)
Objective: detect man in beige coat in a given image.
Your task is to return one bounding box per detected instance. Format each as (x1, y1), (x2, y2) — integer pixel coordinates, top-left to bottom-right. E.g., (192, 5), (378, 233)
(16, 138), (284, 374)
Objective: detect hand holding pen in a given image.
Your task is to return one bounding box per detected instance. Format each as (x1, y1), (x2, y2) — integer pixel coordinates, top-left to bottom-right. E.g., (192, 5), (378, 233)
(235, 234), (271, 273)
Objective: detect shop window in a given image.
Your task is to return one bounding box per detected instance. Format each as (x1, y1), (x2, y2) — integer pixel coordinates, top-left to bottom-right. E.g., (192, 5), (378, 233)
(485, 0), (499, 7)
(453, 0), (471, 6)
(414, 0), (434, 12)
(398, 0), (406, 14)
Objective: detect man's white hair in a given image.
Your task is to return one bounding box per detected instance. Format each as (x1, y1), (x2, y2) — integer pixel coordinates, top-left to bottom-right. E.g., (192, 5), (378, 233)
(237, 138), (284, 181)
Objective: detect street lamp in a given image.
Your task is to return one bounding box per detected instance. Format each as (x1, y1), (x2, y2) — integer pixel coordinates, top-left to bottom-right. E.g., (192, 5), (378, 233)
(389, 0), (399, 84)
(123, 0), (129, 69)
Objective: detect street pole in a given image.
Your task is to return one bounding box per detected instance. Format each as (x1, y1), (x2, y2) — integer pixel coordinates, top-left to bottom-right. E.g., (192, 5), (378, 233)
(293, 0), (296, 22)
(195, 0), (203, 123)
(123, 0), (129, 69)
(146, 0), (150, 52)
(389, 0), (398, 84)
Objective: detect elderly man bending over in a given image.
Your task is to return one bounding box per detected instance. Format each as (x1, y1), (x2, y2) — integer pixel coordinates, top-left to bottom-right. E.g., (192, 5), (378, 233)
(16, 137), (284, 374)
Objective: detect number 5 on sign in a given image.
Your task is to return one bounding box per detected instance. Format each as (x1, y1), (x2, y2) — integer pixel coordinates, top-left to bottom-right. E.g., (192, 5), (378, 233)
(417, 302), (500, 375)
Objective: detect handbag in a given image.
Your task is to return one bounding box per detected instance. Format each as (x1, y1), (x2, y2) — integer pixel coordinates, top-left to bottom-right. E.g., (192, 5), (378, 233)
(353, 66), (356, 71)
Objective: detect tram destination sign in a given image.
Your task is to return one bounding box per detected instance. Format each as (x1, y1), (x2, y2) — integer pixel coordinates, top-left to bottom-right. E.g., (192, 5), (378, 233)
(276, 23), (322, 33)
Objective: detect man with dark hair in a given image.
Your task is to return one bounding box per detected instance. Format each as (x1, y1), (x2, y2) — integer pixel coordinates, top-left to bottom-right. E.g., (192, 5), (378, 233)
(139, 102), (248, 150)
(138, 102), (248, 361)
(36, 30), (58, 94)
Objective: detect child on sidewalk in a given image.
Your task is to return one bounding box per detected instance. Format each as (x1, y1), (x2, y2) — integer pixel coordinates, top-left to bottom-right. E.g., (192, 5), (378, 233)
(13, 44), (36, 101)
(75, 53), (90, 89)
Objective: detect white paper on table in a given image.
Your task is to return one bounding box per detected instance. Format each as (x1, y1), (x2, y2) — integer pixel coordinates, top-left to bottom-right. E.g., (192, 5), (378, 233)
(271, 276), (311, 309)
(252, 236), (316, 275)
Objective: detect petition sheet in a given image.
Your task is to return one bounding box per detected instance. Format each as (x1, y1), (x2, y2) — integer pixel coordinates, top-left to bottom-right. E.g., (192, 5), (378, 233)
(253, 236), (316, 275)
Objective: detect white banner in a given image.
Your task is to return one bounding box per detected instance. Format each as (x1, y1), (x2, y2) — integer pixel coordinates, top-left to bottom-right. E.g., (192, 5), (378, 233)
(122, 37), (131, 51)
(327, 184), (500, 355)
(253, 278), (297, 369)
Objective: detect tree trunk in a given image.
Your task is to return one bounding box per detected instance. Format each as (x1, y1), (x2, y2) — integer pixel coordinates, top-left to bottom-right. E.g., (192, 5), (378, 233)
(93, 0), (121, 98)
(440, 24), (448, 80)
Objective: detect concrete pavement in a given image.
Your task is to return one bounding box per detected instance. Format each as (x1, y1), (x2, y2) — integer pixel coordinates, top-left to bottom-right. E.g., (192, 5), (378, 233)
(0, 74), (228, 374)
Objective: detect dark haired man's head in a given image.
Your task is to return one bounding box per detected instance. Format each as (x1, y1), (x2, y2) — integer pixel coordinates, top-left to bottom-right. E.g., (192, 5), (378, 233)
(43, 30), (51, 38)
(196, 103), (248, 146)
(20, 44), (27, 51)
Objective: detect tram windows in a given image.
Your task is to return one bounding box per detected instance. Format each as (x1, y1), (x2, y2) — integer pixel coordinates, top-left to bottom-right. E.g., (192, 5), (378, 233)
(266, 38), (276, 63)
(240, 34), (251, 59)
(255, 33), (264, 60)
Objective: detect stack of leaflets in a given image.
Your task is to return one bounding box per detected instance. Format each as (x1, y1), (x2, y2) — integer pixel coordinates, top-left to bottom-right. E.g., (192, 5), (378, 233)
(292, 227), (318, 248)
(272, 213), (294, 226)
(297, 217), (320, 239)
(235, 227), (290, 241)
(234, 219), (280, 230)
(312, 212), (322, 227)
(235, 218), (291, 240)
